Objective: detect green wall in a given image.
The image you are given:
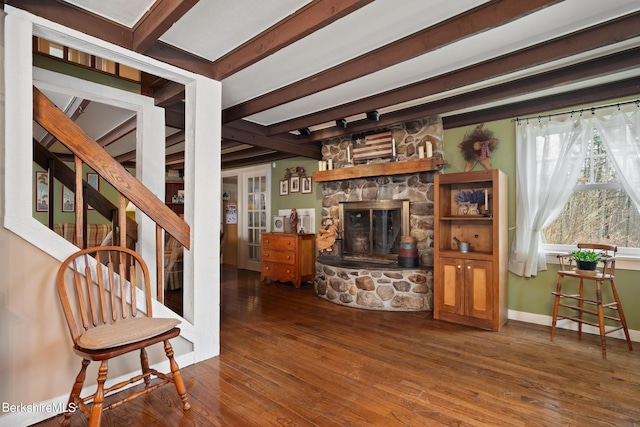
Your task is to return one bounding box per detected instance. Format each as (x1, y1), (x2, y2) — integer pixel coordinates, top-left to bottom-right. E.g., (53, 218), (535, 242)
(270, 157), (323, 232)
(271, 102), (640, 331)
(442, 101), (640, 331)
(33, 163), (134, 226)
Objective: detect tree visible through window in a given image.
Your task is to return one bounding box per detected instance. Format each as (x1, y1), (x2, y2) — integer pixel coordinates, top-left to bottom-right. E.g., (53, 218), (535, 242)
(543, 132), (640, 248)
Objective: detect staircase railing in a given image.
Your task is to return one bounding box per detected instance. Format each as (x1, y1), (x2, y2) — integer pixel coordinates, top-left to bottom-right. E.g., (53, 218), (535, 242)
(32, 85), (189, 303)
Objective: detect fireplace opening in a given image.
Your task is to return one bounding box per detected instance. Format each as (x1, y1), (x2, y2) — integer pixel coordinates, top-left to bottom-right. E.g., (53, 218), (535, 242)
(339, 200), (409, 263)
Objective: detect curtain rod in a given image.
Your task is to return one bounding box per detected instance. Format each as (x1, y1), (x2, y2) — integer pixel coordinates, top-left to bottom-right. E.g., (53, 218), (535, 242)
(512, 99), (640, 123)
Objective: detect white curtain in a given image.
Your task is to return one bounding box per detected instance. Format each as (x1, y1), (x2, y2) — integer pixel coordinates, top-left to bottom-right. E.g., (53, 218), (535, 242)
(591, 109), (640, 211)
(508, 118), (588, 277)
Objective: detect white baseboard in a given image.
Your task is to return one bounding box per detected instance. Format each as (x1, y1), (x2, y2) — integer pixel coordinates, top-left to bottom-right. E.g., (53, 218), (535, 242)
(508, 310), (640, 342)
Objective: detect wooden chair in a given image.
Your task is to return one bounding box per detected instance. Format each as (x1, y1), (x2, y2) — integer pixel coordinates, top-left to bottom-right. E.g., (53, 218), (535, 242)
(551, 243), (632, 358)
(56, 246), (190, 426)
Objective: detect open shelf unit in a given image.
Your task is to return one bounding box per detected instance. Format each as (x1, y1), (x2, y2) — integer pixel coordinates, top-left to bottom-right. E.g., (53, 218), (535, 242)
(434, 169), (508, 331)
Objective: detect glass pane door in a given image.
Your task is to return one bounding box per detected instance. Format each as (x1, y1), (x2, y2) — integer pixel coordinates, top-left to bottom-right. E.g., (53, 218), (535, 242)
(245, 174), (267, 270)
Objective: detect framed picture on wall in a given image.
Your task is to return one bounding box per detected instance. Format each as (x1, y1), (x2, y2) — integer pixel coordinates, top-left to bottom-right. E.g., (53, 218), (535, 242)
(62, 186), (74, 212)
(279, 179), (289, 196)
(35, 171), (49, 212)
(290, 176), (300, 193)
(87, 173), (99, 210)
(301, 176), (312, 194)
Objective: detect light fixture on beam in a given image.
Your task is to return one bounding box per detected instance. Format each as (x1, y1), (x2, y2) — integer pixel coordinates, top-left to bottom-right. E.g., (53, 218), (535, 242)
(298, 128), (311, 136)
(335, 118), (347, 129)
(366, 110), (380, 121)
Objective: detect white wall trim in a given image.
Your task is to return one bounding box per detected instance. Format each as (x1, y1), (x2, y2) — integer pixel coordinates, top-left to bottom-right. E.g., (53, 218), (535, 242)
(508, 310), (640, 343)
(2, 8), (220, 426)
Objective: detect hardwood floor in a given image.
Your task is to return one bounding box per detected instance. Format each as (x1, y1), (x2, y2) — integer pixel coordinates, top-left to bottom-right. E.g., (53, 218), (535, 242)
(36, 265), (640, 426)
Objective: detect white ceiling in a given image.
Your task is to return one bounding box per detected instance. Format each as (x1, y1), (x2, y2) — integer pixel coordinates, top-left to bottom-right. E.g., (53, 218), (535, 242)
(34, 0), (640, 163)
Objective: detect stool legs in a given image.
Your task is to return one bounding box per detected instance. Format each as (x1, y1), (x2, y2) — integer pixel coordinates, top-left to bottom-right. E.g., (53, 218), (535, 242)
(595, 280), (607, 358)
(610, 280), (633, 351)
(551, 274), (631, 359)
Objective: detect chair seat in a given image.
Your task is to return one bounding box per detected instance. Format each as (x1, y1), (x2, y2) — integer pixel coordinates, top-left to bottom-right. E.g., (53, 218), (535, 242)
(77, 317), (180, 350)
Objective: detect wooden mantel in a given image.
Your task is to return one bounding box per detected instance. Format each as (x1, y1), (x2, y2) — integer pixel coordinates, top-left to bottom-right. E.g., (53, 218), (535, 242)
(313, 158), (445, 182)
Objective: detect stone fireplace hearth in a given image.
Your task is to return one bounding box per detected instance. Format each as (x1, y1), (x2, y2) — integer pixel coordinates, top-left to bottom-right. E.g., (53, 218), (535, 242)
(314, 116), (443, 311)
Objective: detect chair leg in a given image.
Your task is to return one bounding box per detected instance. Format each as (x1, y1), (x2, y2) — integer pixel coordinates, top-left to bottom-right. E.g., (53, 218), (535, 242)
(577, 279), (584, 339)
(610, 280), (633, 351)
(551, 276), (563, 341)
(89, 360), (109, 427)
(164, 340), (191, 410)
(595, 281), (607, 359)
(62, 359), (90, 427)
(140, 348), (151, 387)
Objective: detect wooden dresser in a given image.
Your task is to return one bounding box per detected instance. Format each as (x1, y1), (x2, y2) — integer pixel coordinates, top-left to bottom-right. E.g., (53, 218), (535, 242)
(261, 232), (316, 288)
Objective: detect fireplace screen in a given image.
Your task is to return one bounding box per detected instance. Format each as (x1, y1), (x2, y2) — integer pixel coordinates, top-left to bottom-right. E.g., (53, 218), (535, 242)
(339, 200), (409, 261)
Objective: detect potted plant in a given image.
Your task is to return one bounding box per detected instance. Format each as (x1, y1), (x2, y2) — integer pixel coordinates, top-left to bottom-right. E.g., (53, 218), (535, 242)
(571, 249), (604, 271)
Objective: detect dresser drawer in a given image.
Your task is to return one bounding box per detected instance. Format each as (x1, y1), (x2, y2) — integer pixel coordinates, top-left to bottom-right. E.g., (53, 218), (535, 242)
(263, 249), (295, 265)
(262, 262), (297, 282)
(262, 234), (296, 249)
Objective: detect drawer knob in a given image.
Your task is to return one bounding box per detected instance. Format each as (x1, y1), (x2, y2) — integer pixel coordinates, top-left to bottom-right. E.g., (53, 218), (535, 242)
(286, 255), (291, 260)
(265, 254), (269, 258)
(265, 267), (270, 271)
(467, 266), (471, 270)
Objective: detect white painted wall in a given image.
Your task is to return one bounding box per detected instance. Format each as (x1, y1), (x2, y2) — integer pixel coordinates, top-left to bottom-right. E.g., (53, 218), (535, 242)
(1, 7), (221, 425)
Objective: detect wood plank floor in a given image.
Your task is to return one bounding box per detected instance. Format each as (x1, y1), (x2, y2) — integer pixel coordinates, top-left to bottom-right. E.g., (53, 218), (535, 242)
(36, 265), (640, 426)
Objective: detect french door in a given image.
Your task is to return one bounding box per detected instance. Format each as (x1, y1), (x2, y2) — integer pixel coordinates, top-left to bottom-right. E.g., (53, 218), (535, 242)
(237, 165), (270, 271)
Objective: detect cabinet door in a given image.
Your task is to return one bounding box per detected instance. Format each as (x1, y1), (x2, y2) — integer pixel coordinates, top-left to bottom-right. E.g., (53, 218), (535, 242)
(437, 258), (464, 315)
(464, 260), (493, 320)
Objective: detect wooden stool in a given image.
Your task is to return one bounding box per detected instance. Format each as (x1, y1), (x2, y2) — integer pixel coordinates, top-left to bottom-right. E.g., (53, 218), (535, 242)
(551, 243), (632, 358)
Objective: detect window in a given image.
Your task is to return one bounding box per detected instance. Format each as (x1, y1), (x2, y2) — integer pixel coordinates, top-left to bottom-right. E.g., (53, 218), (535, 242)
(543, 131), (640, 250)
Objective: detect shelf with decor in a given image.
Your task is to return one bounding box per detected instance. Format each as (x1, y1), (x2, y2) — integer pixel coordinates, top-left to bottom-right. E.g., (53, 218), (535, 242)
(313, 158), (445, 182)
(434, 169), (508, 332)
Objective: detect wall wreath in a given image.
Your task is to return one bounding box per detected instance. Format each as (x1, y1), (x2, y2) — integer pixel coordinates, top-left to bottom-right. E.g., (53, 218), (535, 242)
(458, 124), (498, 172)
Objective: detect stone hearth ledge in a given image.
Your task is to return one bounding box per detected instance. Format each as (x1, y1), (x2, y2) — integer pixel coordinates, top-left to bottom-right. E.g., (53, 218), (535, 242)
(315, 259), (433, 311)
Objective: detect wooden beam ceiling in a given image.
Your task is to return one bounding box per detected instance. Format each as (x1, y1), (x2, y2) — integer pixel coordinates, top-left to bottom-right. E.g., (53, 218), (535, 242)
(269, 11), (640, 138)
(132, 0), (199, 53)
(221, 0), (563, 123)
(210, 0), (374, 80)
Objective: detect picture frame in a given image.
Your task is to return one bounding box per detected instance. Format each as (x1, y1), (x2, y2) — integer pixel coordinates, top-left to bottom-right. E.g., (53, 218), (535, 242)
(62, 186), (75, 212)
(35, 171), (49, 212)
(290, 176), (300, 193)
(279, 179), (289, 196)
(87, 173), (99, 210)
(301, 176), (312, 194)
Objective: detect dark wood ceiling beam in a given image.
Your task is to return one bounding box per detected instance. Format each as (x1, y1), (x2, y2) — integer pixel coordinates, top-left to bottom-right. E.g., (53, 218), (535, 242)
(223, 152), (295, 170)
(443, 77), (640, 129)
(7, 0), (132, 48)
(153, 82), (185, 107)
(166, 130), (186, 147)
(211, 0), (374, 80)
(144, 41), (217, 79)
(222, 0), (562, 123)
(268, 11), (640, 136)
(300, 46), (640, 141)
(165, 109), (186, 129)
(222, 126), (321, 159)
(223, 147), (276, 162)
(133, 0), (199, 53)
(97, 116), (137, 147)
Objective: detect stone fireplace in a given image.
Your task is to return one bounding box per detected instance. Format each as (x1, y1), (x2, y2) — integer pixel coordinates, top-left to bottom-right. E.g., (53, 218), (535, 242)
(314, 116), (443, 311)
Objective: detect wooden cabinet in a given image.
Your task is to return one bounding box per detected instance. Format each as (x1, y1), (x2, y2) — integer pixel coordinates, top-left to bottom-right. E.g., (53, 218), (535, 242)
(434, 169), (507, 331)
(261, 232), (316, 288)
